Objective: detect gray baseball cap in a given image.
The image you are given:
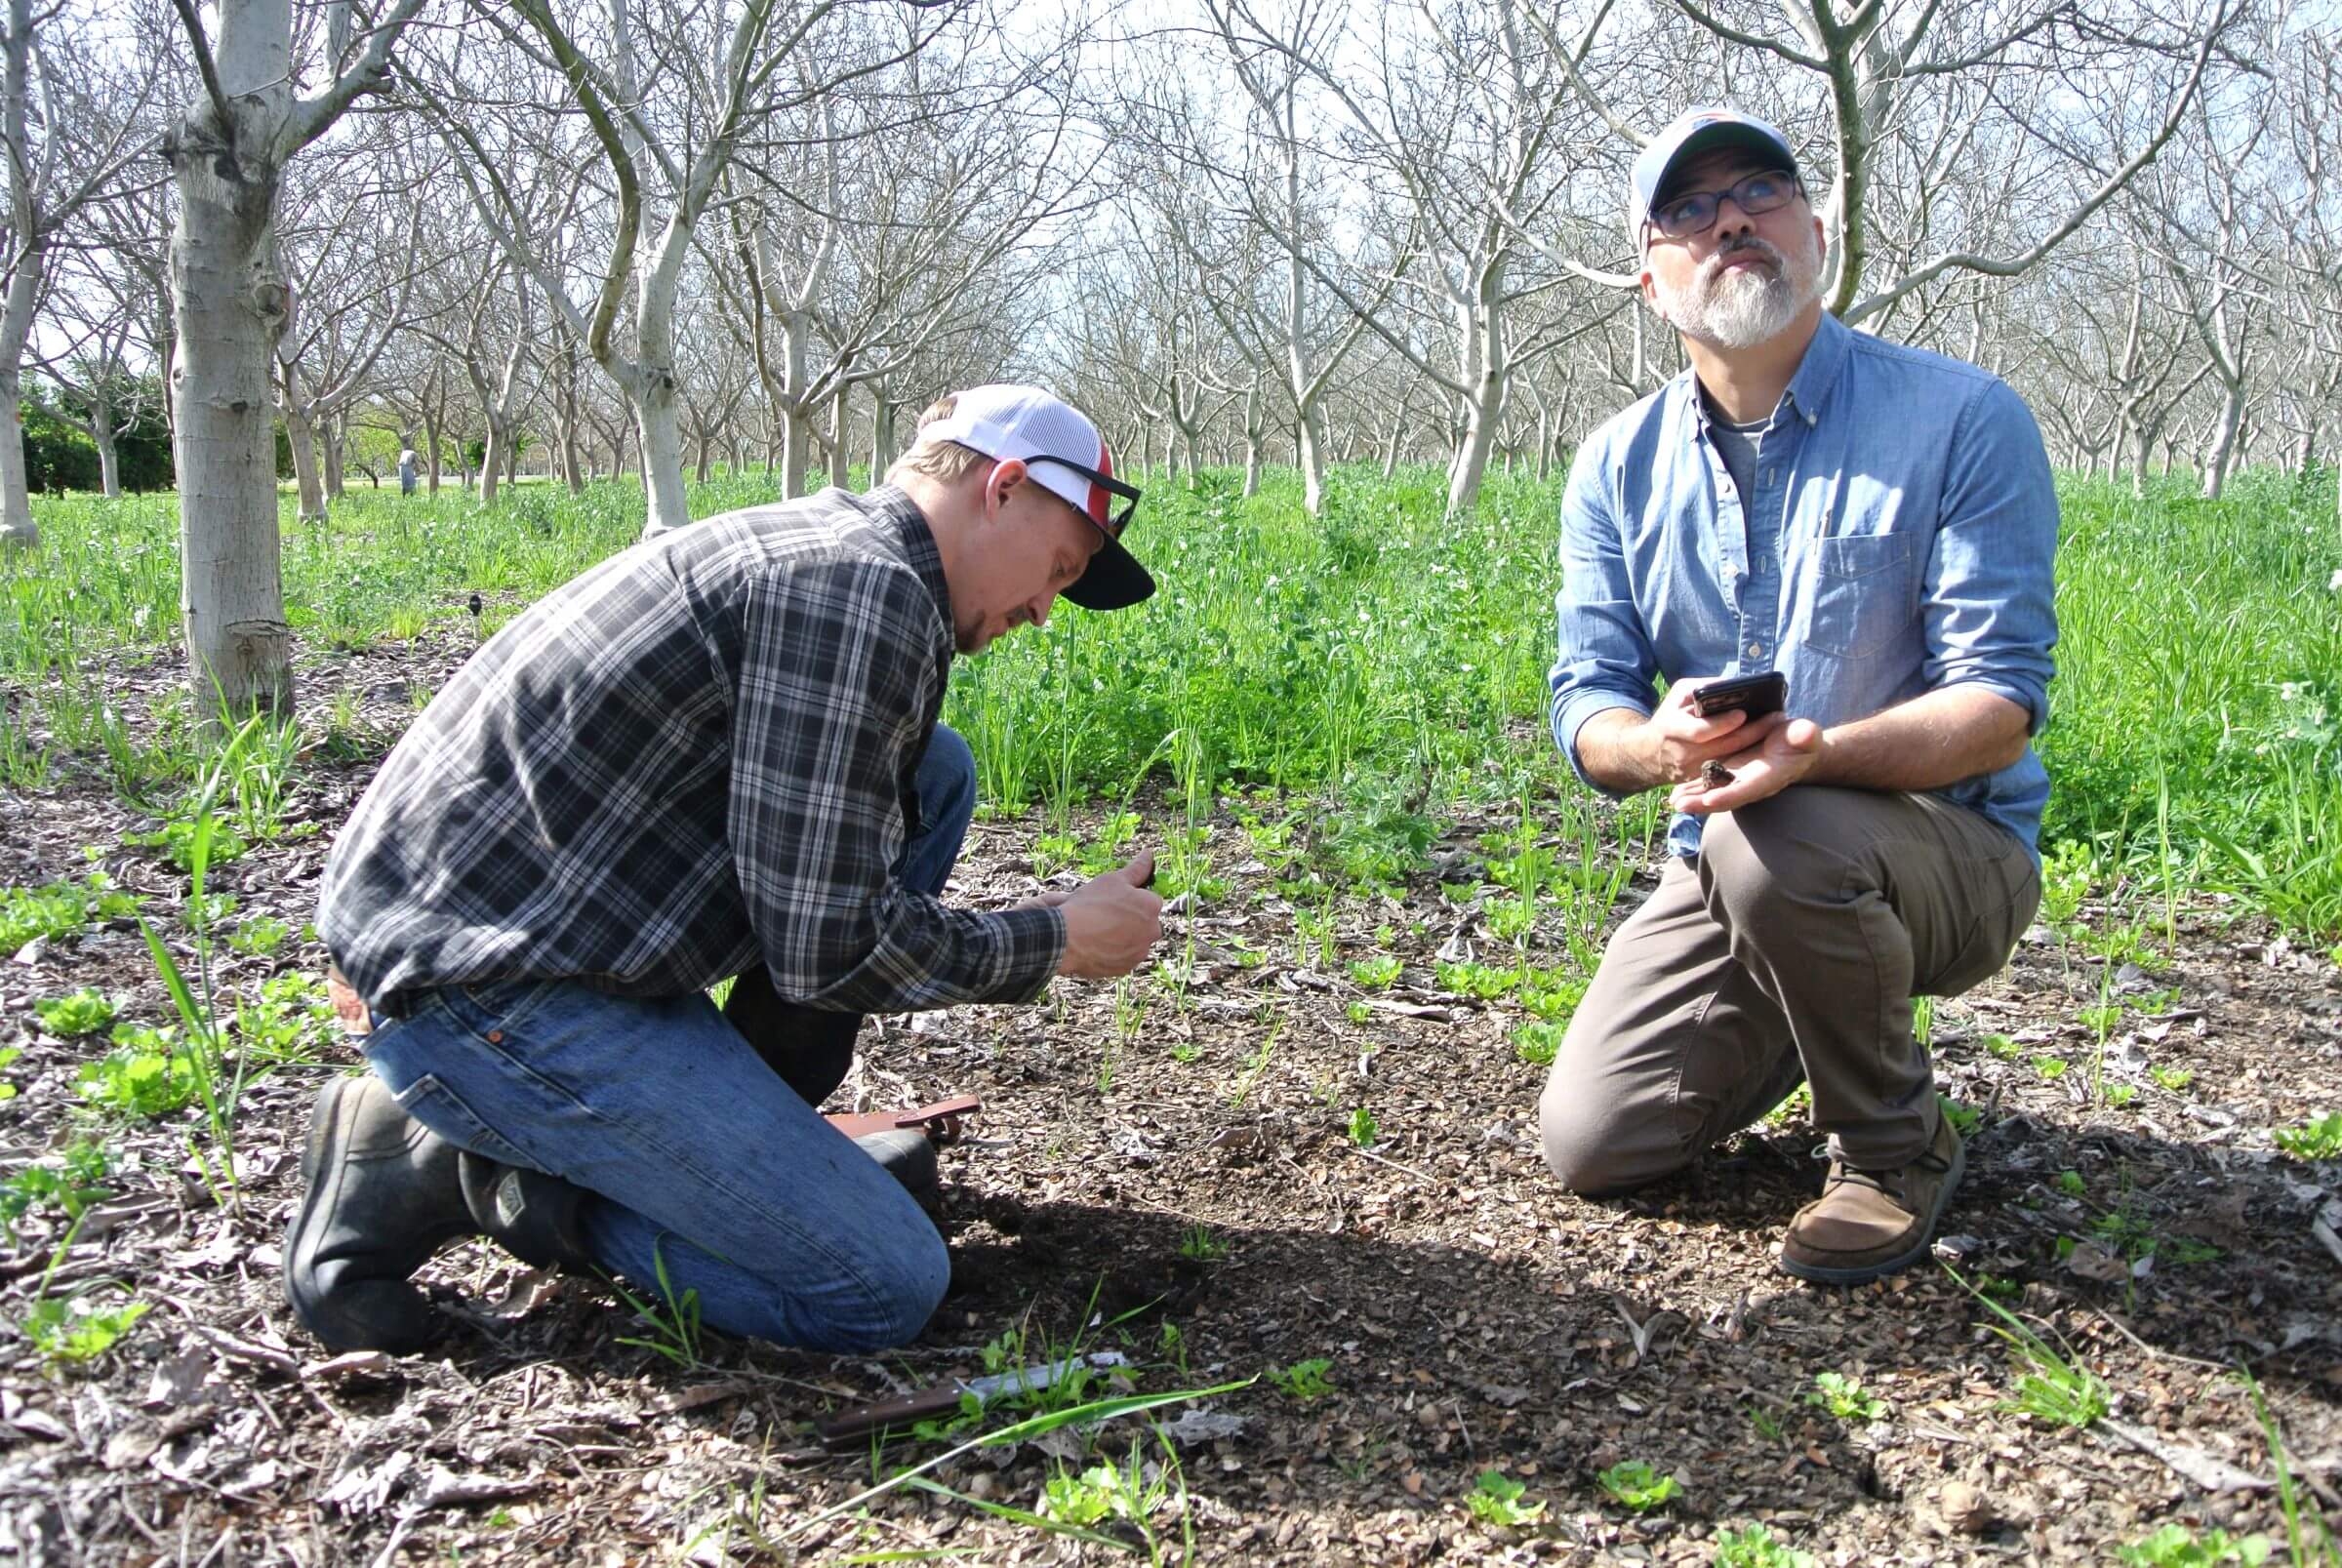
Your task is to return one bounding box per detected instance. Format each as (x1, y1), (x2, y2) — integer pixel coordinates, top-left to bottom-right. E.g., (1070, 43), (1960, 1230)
(1628, 108), (1799, 249)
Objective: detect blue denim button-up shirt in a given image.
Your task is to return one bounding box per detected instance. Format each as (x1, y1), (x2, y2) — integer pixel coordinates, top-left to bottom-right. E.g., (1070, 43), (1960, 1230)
(1549, 311), (2058, 861)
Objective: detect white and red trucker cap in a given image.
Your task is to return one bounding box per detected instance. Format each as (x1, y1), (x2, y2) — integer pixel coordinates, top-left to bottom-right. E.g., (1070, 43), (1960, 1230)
(913, 383), (1154, 611)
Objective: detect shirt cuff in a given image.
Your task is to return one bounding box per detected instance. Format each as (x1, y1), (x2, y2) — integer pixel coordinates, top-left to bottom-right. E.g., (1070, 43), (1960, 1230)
(977, 905), (1067, 1003)
(1942, 674), (2047, 736)
(1555, 690), (1654, 800)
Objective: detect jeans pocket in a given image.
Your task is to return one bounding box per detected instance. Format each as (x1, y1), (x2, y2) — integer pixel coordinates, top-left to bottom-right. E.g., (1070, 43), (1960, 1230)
(1802, 534), (1916, 659)
(391, 1071), (539, 1171)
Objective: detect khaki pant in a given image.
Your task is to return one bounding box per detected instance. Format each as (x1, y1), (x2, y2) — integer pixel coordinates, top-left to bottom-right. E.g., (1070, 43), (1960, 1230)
(1539, 786), (2040, 1189)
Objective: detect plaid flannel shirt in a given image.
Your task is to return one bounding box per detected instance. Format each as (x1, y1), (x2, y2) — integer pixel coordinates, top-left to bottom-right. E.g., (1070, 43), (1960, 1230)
(318, 485), (1066, 1018)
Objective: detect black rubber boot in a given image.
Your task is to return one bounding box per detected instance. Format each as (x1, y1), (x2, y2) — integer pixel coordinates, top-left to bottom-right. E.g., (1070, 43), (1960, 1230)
(284, 1074), (479, 1353)
(722, 968), (862, 1106)
(458, 1154), (600, 1272)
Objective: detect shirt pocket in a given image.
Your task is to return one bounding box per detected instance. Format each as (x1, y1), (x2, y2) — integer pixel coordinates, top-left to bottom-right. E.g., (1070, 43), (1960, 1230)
(1801, 534), (1917, 659)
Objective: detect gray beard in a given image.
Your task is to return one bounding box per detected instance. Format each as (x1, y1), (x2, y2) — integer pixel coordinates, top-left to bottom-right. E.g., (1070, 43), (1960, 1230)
(1662, 242), (1818, 350)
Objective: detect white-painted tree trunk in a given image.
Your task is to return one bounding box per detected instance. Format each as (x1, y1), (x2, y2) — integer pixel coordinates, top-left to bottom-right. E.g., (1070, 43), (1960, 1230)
(168, 0), (420, 716)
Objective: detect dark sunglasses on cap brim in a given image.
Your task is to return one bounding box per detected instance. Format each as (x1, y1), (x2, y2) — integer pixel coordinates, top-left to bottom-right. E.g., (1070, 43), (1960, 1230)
(1024, 452), (1143, 539)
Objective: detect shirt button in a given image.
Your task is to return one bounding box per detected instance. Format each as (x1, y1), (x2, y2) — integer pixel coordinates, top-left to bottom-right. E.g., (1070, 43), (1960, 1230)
(487, 1029), (505, 1044)
(1748, 643), (1764, 658)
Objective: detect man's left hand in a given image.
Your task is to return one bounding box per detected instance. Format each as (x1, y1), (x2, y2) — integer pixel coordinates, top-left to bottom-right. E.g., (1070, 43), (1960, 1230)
(1668, 717), (1823, 815)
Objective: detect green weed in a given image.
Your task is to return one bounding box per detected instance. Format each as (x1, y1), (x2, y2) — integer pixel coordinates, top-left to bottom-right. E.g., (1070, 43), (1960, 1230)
(611, 1238), (706, 1368)
(1595, 1459), (1680, 1512)
(0, 1141), (114, 1244)
(1464, 1468), (1547, 1527)
(34, 989), (118, 1037)
(2274, 1113), (2342, 1160)
(1807, 1371), (1888, 1422)
(76, 1029), (203, 1119)
(1714, 1524), (1817, 1567)
(1269, 1357), (1335, 1400)
(1513, 1022), (1564, 1066)
(227, 915), (291, 958)
(1951, 1265), (2110, 1427)
(1176, 1225), (1229, 1264)
(2115, 1524), (2272, 1565)
(1348, 954), (1402, 989)
(1347, 1106), (1379, 1149)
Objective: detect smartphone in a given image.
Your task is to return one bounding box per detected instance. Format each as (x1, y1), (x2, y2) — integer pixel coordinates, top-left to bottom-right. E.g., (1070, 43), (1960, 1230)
(1691, 670), (1787, 719)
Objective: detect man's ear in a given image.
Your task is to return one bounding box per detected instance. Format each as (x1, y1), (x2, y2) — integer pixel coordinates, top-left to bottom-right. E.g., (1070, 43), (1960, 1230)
(982, 457), (1028, 519)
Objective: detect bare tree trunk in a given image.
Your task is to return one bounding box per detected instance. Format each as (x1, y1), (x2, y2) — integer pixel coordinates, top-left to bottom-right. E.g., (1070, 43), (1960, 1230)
(2201, 382), (2245, 500)
(280, 384), (327, 522)
(1240, 377), (1264, 499)
(828, 387), (849, 489)
(173, 127), (296, 715)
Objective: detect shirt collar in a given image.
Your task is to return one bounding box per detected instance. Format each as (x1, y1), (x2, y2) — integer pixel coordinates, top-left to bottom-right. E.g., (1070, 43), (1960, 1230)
(1673, 307), (1852, 435)
(864, 484), (952, 632)
(1781, 309), (1851, 426)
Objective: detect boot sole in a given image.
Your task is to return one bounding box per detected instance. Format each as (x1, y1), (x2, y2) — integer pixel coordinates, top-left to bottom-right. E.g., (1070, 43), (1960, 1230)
(1776, 1136), (1966, 1286)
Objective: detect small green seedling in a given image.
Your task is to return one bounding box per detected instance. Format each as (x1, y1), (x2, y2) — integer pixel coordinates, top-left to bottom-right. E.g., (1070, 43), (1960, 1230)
(1808, 1371), (1888, 1422)
(2114, 1523), (2272, 1565)
(1513, 1022), (1563, 1066)
(1938, 1095), (1981, 1138)
(1516, 974), (1587, 1024)
(1952, 1266), (2109, 1428)
(1346, 1000), (1371, 1025)
(36, 989), (118, 1037)
(228, 915), (291, 958)
(76, 1030), (204, 1120)
(2150, 1065), (2194, 1092)
(1348, 954), (1402, 989)
(2056, 1169), (2088, 1198)
(1714, 1524), (1817, 1568)
(2034, 1054), (2071, 1082)
(1176, 1225), (1229, 1264)
(1270, 1358), (1335, 1400)
(1983, 1032), (2020, 1059)
(1595, 1460), (1679, 1513)
(2273, 1112), (2342, 1160)
(1464, 1468), (1546, 1527)
(1746, 1403), (1784, 1442)
(1347, 1106), (1379, 1148)
(0, 1141), (114, 1243)
(1040, 1467), (1117, 1527)
(20, 1291), (150, 1366)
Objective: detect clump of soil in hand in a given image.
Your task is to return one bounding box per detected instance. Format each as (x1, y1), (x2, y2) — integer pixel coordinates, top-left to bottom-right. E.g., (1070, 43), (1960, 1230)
(1702, 759), (1734, 788)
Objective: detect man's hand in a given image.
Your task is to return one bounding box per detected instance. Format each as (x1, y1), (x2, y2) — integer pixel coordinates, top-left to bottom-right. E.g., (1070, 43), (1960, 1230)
(1668, 716), (1823, 815)
(1055, 852), (1163, 979)
(1580, 678), (1788, 796)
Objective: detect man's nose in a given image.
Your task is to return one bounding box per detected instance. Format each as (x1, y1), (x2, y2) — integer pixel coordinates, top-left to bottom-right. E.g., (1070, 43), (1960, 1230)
(1027, 591), (1057, 630)
(1713, 193), (1756, 238)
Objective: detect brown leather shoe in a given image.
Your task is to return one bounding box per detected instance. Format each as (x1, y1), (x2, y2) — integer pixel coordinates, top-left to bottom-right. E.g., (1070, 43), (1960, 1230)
(1778, 1112), (1964, 1285)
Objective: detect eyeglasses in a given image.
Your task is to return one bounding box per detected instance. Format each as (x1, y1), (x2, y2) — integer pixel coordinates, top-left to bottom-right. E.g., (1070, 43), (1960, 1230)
(1024, 453), (1143, 539)
(1646, 170), (1802, 243)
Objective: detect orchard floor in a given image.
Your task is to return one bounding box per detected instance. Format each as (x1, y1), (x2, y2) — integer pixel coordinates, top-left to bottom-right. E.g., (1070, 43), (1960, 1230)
(2, 633), (2338, 1566)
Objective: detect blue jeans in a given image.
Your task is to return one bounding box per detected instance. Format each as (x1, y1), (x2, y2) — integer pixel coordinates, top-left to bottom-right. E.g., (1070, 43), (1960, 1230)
(359, 725), (977, 1351)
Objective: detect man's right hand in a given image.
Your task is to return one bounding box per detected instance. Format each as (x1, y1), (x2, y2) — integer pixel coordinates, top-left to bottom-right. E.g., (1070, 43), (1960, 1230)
(1055, 852), (1163, 979)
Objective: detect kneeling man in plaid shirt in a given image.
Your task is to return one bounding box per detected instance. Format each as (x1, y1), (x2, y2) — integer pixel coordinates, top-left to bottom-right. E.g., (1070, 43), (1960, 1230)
(288, 386), (1163, 1354)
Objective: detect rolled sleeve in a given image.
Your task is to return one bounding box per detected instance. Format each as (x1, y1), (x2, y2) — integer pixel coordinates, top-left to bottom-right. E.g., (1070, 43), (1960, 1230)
(730, 563), (1065, 1013)
(1921, 380), (2059, 735)
(1550, 447), (1660, 795)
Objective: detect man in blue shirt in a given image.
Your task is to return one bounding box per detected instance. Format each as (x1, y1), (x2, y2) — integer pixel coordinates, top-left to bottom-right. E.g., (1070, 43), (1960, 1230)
(1541, 109), (2057, 1285)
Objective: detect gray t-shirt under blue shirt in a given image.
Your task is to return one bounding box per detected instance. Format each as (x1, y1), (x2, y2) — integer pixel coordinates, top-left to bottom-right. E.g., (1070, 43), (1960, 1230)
(1704, 397), (1765, 503)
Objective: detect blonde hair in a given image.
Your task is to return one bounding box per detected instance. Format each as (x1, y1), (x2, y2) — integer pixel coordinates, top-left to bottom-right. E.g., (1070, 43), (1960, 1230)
(884, 394), (992, 487)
